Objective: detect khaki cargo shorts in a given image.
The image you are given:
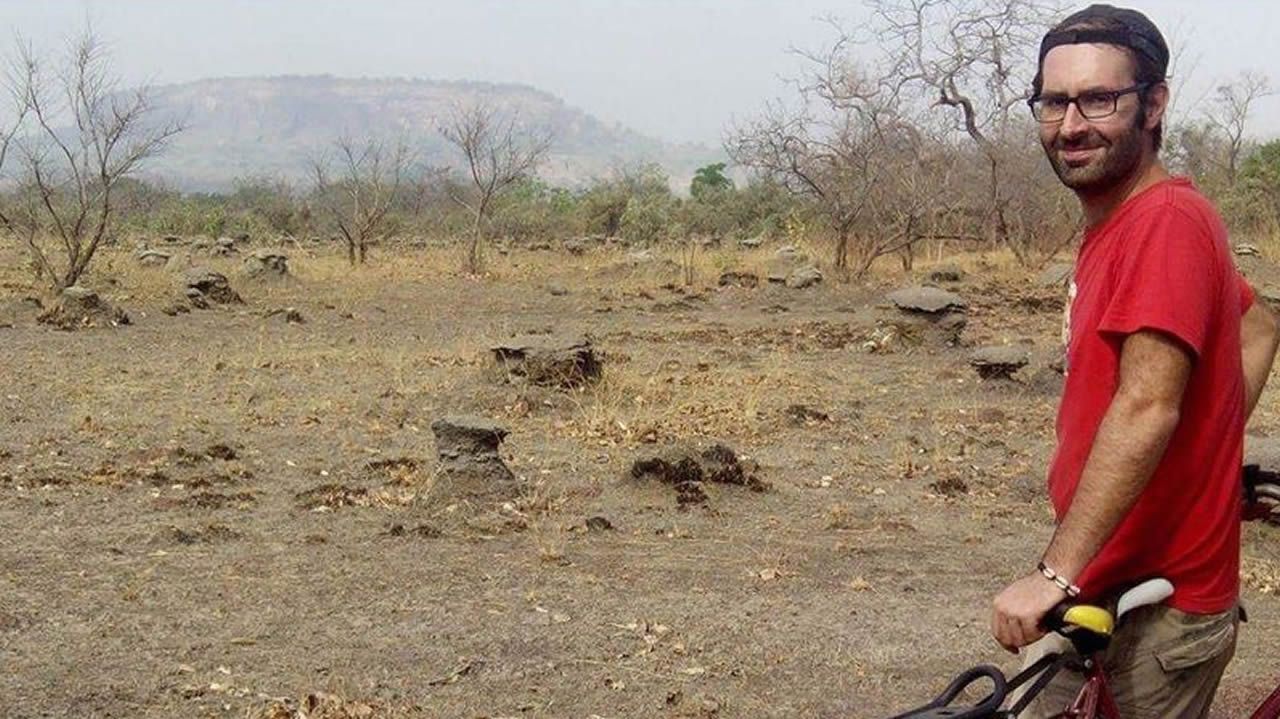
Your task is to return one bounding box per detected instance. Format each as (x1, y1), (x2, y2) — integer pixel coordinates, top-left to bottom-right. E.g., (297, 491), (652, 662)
(1012, 603), (1238, 719)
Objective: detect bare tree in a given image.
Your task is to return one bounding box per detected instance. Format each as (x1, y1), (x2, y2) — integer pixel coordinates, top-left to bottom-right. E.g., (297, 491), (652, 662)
(310, 135), (413, 265)
(1205, 71), (1273, 186)
(0, 30), (182, 291)
(853, 0), (1058, 264)
(439, 103), (551, 273)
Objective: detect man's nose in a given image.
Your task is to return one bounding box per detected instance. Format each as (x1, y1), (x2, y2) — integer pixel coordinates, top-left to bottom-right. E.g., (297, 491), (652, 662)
(1059, 101), (1090, 139)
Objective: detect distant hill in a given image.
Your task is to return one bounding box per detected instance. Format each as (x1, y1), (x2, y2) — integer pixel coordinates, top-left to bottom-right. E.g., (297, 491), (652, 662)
(135, 75), (721, 192)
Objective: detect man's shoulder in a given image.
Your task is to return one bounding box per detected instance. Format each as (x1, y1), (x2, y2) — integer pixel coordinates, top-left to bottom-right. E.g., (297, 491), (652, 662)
(1128, 178), (1223, 233)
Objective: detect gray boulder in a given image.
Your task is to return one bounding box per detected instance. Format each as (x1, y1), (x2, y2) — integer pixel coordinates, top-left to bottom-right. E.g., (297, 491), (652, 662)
(784, 265), (823, 289)
(244, 249), (289, 278)
(37, 286), (130, 330)
(969, 346), (1030, 380)
(887, 286), (967, 314)
(136, 249), (172, 267)
(491, 334), (602, 388)
(184, 268), (243, 308)
(431, 416), (516, 496)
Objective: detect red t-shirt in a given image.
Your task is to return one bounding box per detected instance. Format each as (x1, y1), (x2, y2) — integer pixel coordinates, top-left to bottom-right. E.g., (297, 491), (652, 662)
(1049, 177), (1251, 614)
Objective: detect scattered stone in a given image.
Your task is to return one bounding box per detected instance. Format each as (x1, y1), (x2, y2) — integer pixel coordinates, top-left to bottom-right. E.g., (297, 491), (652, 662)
(585, 516), (614, 532)
(969, 346), (1030, 380)
(563, 238), (588, 255)
(162, 523), (241, 545)
(431, 416), (517, 498)
(784, 265), (823, 289)
(1035, 262), (1074, 288)
(161, 234), (183, 245)
(887, 286), (967, 314)
(718, 271), (759, 289)
(491, 334), (602, 388)
(925, 265), (966, 283)
(630, 443), (767, 508)
(774, 245), (806, 261)
(385, 523), (443, 539)
(136, 249), (172, 267)
(243, 249), (289, 278)
(213, 237), (238, 256)
(1235, 243), (1261, 257)
(206, 443), (238, 461)
(265, 307), (305, 324)
(785, 404), (830, 425)
(738, 237), (763, 249)
(546, 284), (569, 296)
(37, 286), (130, 330)
(184, 268), (243, 308)
(927, 476), (969, 497)
(162, 303), (191, 317)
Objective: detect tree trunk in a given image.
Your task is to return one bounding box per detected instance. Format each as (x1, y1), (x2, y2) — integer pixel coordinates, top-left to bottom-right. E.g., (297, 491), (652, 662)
(358, 239), (368, 264)
(346, 239), (356, 266)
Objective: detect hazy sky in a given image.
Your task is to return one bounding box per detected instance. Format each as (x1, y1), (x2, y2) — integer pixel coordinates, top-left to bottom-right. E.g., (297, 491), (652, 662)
(1, 0), (1277, 145)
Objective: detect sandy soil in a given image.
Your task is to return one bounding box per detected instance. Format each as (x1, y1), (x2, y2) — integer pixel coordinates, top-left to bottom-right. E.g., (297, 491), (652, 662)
(1, 241), (1278, 718)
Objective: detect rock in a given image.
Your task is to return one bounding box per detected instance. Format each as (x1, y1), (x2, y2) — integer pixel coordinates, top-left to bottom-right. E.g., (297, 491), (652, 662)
(546, 284), (569, 296)
(265, 307), (305, 324)
(1035, 262), (1074, 288)
(161, 235), (183, 245)
(969, 345), (1030, 380)
(585, 516), (614, 532)
(563, 239), (588, 256)
(136, 249), (172, 267)
(244, 249), (289, 278)
(784, 265), (823, 289)
(627, 249), (656, 262)
(184, 268), (243, 307)
(774, 245), (806, 261)
(162, 303), (191, 316)
(491, 335), (602, 388)
(925, 265), (966, 283)
(212, 237), (238, 257)
(738, 237), (763, 249)
(718, 271), (759, 289)
(37, 286), (130, 330)
(630, 443), (767, 507)
(1235, 243), (1261, 257)
(785, 404), (830, 425)
(430, 416), (516, 496)
(887, 286), (967, 314)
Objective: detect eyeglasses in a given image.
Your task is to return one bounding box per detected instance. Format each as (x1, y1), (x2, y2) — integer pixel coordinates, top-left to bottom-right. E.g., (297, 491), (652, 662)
(1028, 83), (1150, 123)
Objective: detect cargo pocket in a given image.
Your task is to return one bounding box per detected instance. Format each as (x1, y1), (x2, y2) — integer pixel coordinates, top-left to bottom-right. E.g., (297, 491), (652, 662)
(1153, 611), (1236, 673)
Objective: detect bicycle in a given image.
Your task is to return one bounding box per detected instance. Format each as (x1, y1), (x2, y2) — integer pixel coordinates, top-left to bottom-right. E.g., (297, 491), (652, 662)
(886, 466), (1280, 719)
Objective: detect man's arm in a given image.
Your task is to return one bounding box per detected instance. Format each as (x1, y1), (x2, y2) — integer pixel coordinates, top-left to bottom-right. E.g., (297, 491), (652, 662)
(1242, 299), (1280, 421)
(991, 329), (1191, 651)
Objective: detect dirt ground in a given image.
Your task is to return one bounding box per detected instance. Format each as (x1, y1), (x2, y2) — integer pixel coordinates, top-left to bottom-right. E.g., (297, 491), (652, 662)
(2, 240), (1279, 719)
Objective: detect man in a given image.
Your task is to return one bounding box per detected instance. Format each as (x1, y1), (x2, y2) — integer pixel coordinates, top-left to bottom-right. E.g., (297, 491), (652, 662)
(989, 5), (1280, 717)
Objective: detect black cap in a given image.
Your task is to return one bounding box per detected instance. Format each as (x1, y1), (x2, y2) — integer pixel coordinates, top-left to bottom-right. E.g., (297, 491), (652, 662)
(1038, 4), (1169, 78)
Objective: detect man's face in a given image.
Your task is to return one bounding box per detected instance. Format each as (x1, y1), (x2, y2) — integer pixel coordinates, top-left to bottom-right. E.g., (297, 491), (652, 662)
(1037, 43), (1155, 193)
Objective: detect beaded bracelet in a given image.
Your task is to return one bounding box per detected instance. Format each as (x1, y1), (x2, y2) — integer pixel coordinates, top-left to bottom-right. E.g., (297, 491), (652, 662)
(1037, 561), (1082, 598)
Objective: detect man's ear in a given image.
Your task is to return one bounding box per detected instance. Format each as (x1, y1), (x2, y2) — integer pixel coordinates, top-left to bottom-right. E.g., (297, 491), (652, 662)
(1143, 82), (1169, 131)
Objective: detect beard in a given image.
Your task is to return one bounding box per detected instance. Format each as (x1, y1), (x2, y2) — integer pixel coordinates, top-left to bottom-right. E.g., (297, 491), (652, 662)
(1042, 116), (1147, 194)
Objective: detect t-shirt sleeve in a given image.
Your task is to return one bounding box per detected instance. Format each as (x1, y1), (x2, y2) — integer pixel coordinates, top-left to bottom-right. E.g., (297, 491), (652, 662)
(1096, 207), (1221, 359)
(1239, 273), (1256, 314)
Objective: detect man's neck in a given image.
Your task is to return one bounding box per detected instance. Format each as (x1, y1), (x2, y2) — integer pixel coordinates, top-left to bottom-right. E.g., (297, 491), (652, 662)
(1077, 156), (1172, 228)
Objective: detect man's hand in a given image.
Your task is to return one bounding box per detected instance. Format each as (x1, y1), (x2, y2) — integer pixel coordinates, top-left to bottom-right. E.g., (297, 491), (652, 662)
(991, 572), (1067, 653)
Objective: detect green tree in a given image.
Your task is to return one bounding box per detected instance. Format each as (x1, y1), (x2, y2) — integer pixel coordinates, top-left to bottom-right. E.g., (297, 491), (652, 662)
(690, 162), (733, 200)
(1241, 139), (1280, 229)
